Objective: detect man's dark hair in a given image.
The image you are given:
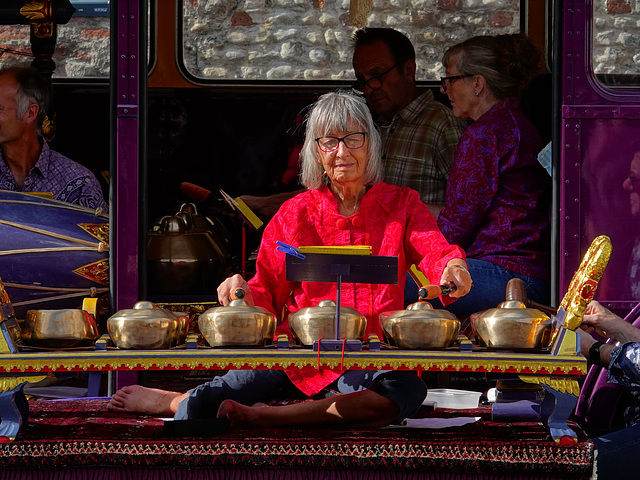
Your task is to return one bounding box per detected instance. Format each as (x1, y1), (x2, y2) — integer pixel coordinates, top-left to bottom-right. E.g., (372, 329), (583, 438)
(0, 66), (51, 134)
(352, 28), (415, 64)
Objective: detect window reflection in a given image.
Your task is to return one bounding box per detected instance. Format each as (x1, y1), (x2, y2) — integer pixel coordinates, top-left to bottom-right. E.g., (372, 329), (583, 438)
(593, 1), (640, 88)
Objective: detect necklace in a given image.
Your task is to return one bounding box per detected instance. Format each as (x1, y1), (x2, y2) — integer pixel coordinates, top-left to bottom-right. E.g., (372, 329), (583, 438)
(330, 183), (366, 216)
(339, 200), (360, 217)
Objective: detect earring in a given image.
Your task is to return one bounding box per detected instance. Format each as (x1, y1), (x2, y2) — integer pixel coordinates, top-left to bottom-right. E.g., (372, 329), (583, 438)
(474, 91), (479, 96)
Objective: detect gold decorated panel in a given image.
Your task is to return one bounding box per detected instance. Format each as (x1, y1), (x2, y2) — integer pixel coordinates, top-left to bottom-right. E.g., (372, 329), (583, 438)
(0, 349), (587, 377)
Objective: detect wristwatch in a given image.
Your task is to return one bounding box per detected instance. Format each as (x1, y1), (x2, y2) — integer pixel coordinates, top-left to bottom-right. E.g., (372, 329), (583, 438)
(589, 341), (605, 366)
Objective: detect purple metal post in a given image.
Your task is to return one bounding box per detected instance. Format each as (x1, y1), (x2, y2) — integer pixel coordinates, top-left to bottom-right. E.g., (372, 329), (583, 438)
(114, 0), (140, 311)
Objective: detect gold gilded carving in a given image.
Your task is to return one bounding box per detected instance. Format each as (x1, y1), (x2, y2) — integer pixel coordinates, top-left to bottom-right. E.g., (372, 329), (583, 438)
(33, 22), (54, 39)
(20, 1), (52, 22)
(0, 351), (587, 377)
(42, 114), (55, 142)
(78, 223), (110, 246)
(560, 235), (612, 330)
(73, 258), (109, 285)
(518, 375), (581, 396)
(1, 375), (47, 393)
(0, 281), (11, 307)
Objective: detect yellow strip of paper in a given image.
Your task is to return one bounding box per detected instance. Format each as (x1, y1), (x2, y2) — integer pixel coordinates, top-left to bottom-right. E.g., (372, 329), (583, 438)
(298, 245), (372, 255)
(409, 264), (429, 286)
(234, 197), (264, 230)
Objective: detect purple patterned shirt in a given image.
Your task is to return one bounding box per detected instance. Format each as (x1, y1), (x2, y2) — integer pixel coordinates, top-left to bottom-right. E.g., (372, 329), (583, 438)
(0, 141), (108, 211)
(608, 342), (640, 426)
(437, 97), (550, 279)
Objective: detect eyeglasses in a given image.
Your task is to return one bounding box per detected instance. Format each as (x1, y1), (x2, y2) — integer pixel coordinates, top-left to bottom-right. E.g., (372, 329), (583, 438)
(628, 172), (640, 192)
(315, 132), (367, 152)
(440, 74), (475, 92)
(352, 63), (402, 95)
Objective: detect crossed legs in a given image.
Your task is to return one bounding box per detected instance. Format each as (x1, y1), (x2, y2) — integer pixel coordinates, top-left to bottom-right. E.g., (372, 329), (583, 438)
(107, 370), (426, 430)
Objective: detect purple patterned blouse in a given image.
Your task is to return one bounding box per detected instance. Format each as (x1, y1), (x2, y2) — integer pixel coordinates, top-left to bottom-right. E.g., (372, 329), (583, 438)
(608, 342), (640, 426)
(0, 141), (108, 211)
(437, 97), (550, 279)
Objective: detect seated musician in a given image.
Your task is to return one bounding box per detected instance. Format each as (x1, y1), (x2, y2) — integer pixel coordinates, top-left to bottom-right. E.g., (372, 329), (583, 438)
(435, 34), (551, 316)
(577, 301), (640, 478)
(0, 66), (107, 211)
(108, 91), (472, 429)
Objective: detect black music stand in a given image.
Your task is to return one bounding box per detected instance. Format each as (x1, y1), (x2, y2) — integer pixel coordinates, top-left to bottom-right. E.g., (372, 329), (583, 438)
(285, 253), (398, 351)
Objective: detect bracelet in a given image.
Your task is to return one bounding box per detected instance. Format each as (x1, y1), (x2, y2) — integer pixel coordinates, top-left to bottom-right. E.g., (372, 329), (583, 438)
(589, 341), (604, 366)
(452, 264), (469, 274)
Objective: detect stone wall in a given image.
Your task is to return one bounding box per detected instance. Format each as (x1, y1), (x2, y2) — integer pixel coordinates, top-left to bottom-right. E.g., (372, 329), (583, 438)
(180, 0), (520, 81)
(593, 0), (640, 75)
(0, 17), (109, 77)
(0, 1), (637, 80)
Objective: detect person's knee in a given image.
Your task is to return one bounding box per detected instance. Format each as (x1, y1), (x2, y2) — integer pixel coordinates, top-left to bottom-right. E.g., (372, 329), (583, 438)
(179, 370), (292, 420)
(369, 371), (427, 423)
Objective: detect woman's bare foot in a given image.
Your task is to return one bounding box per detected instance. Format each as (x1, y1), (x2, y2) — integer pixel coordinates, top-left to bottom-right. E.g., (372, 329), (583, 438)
(107, 385), (188, 416)
(217, 399), (269, 427)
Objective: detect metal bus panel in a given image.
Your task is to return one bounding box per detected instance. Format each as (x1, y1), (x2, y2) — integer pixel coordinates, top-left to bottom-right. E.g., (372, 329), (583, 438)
(560, 0), (640, 314)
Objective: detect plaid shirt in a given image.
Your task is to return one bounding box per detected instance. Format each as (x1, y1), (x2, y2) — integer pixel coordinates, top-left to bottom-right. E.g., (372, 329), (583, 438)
(379, 90), (467, 205)
(0, 141), (108, 211)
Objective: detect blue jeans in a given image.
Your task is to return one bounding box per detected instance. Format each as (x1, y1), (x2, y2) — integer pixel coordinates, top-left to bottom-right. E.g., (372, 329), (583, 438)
(593, 423), (640, 479)
(418, 258), (550, 317)
(175, 369), (427, 425)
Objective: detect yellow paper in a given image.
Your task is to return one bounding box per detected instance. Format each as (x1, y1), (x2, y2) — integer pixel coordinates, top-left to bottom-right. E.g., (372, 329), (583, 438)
(408, 264), (429, 286)
(298, 245), (372, 255)
(234, 197), (263, 230)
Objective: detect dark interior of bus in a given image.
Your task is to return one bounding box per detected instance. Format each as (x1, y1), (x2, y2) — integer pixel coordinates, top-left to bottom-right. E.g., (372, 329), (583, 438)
(50, 78), (552, 225)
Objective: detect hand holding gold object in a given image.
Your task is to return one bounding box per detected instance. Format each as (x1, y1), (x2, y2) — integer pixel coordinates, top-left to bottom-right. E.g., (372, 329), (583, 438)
(559, 235), (612, 330)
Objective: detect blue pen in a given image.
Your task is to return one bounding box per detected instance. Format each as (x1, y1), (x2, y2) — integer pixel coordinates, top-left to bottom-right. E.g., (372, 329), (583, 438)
(276, 241), (306, 260)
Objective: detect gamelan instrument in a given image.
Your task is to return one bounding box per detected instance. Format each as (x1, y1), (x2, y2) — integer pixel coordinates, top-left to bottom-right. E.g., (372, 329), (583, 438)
(0, 190), (109, 318)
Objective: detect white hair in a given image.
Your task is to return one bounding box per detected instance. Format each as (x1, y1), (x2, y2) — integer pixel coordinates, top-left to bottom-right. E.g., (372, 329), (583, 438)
(299, 91), (383, 190)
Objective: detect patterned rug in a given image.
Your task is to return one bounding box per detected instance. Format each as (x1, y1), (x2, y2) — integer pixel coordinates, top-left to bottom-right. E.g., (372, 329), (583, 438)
(0, 398), (595, 479)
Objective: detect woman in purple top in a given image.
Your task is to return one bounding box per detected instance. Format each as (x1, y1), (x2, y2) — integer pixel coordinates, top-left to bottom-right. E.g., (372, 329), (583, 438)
(435, 35), (551, 316)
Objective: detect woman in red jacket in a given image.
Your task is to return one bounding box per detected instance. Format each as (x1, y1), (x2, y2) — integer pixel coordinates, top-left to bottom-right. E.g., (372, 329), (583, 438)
(109, 91), (472, 430)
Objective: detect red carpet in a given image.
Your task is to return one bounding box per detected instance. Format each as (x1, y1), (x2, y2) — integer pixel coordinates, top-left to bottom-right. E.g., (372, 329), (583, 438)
(0, 398), (595, 479)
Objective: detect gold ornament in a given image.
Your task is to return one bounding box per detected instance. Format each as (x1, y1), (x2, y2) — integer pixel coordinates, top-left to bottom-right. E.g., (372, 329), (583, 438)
(560, 235), (612, 330)
(20, 1), (51, 22)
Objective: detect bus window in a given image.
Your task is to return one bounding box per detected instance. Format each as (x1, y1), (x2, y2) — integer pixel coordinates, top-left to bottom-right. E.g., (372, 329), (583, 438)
(178, 1), (522, 84)
(0, 1), (158, 80)
(593, 1), (640, 88)
(0, 15), (109, 78)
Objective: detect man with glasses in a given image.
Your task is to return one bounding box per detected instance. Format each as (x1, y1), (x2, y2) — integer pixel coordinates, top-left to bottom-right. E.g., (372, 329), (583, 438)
(241, 29), (465, 222)
(352, 28), (466, 218)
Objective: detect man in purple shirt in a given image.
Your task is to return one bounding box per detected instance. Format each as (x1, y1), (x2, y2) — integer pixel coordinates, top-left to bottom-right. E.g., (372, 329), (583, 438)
(0, 66), (107, 212)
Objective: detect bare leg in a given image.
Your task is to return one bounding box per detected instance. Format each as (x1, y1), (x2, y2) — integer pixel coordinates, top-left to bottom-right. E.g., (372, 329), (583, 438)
(217, 389), (398, 429)
(107, 385), (188, 416)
